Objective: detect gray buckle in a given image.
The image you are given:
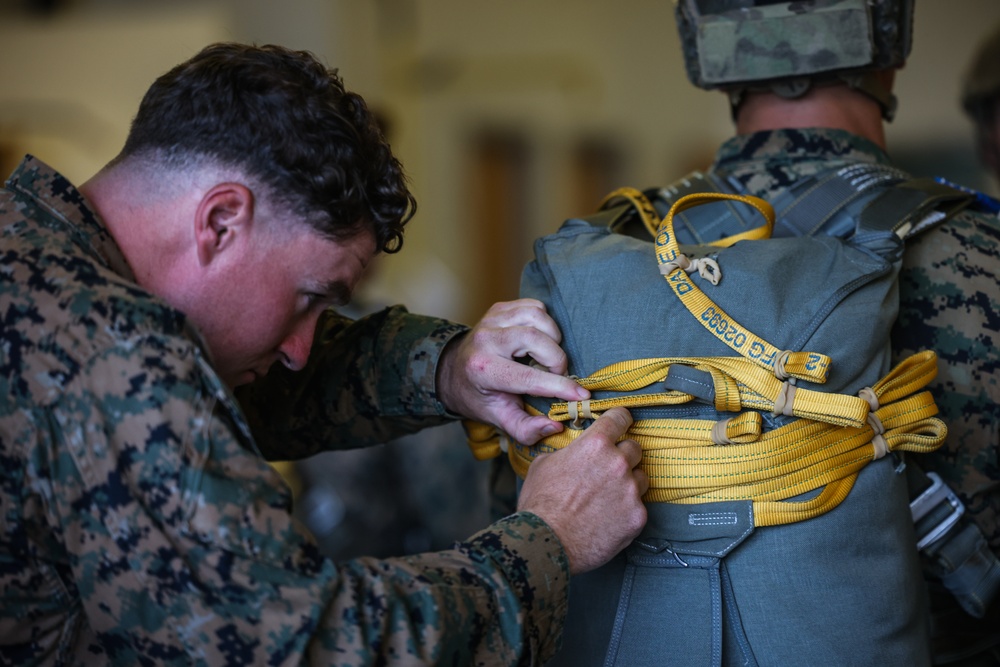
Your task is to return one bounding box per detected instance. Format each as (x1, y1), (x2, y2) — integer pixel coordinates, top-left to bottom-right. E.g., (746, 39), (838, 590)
(910, 472), (965, 551)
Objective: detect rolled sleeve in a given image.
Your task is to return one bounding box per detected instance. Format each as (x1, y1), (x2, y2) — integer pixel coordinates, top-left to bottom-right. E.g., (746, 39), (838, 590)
(240, 306), (470, 459)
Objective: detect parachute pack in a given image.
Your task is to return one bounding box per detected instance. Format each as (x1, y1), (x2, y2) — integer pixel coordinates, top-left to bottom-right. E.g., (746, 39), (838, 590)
(466, 165), (1000, 664)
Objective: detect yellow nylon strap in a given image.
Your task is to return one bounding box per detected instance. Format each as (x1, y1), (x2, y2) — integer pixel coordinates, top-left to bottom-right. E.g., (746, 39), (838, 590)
(574, 357), (677, 392)
(560, 355), (869, 428)
(877, 392), (940, 429)
(600, 186), (776, 245)
(547, 392), (694, 423)
(630, 411), (763, 446)
(868, 349), (938, 403)
(754, 479), (857, 526)
(631, 398), (945, 526)
(700, 356), (869, 428)
(601, 187), (663, 238)
(641, 399), (942, 501)
(649, 192), (831, 383)
(464, 419), (508, 461)
(708, 366), (742, 413)
(463, 352), (947, 527)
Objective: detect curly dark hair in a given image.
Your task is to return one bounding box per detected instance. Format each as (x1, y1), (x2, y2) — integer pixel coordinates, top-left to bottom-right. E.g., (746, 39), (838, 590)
(118, 42), (413, 253)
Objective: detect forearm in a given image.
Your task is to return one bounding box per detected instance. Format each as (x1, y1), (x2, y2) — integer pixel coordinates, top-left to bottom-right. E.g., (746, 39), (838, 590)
(239, 305), (469, 460)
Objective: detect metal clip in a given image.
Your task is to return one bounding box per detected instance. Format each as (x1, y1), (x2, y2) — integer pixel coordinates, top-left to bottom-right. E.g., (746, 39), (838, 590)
(910, 472), (965, 551)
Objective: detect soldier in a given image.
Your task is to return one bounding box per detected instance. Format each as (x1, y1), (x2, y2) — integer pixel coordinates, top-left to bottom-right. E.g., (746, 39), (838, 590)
(523, 1), (998, 665)
(0, 43), (649, 664)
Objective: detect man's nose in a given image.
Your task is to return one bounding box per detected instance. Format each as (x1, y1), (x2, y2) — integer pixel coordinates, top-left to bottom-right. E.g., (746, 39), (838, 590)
(278, 316), (318, 371)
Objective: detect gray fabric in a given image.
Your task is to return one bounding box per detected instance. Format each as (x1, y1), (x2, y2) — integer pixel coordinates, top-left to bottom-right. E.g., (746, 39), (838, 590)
(526, 183), (934, 665)
(548, 461), (926, 666)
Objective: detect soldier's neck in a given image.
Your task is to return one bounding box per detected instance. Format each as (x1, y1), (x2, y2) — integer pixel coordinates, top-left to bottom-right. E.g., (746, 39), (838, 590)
(734, 85), (887, 151)
(79, 164), (189, 297)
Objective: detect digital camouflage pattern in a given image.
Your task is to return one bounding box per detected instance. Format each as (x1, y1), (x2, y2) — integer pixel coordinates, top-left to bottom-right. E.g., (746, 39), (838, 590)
(711, 127), (1000, 660)
(0, 155), (571, 665)
(245, 300), (492, 564)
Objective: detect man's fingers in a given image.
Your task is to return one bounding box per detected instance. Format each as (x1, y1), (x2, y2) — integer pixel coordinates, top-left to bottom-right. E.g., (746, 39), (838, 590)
(502, 412), (565, 446)
(483, 325), (569, 377)
(583, 407), (634, 443)
(518, 364), (588, 401)
(479, 299), (563, 345)
(436, 298), (584, 439)
(616, 438), (643, 469)
(472, 347), (584, 402)
(634, 467), (650, 496)
(517, 405), (647, 575)
(463, 325), (570, 380)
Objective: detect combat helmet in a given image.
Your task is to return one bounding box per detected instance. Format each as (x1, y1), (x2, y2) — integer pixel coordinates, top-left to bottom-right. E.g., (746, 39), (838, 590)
(674, 0), (915, 121)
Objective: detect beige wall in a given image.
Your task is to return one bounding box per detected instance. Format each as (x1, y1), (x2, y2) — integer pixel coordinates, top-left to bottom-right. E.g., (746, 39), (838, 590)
(2, 0), (998, 322)
(0, 3), (231, 180)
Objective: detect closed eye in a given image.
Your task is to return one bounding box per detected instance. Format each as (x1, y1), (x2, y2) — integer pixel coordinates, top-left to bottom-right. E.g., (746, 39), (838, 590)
(304, 284), (350, 310)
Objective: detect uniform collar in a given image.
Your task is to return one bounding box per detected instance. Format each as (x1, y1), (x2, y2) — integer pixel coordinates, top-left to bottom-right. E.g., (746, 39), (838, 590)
(713, 128), (893, 174)
(5, 155), (137, 283)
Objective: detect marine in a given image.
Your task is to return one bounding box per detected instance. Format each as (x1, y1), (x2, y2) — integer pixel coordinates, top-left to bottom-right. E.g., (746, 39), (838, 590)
(487, 1), (1000, 664)
(0, 42), (649, 665)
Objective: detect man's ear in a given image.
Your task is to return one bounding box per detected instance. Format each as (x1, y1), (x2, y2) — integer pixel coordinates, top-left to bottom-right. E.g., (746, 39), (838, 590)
(194, 183), (255, 266)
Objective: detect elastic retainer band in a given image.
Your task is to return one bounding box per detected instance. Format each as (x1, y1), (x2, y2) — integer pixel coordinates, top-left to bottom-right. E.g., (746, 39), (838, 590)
(772, 382), (797, 417)
(859, 387), (888, 459)
(711, 417), (735, 445)
(568, 399), (593, 429)
(773, 350), (792, 381)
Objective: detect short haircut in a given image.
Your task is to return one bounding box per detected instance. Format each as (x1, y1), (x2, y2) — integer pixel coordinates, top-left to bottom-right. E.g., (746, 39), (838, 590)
(118, 42), (414, 253)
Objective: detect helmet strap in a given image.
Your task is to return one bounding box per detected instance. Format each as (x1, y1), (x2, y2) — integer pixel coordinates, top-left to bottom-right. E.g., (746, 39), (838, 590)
(838, 72), (898, 122)
(727, 71), (898, 123)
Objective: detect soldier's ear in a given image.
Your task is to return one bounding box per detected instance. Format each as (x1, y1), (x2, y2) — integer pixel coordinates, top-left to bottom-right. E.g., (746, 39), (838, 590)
(194, 183), (255, 266)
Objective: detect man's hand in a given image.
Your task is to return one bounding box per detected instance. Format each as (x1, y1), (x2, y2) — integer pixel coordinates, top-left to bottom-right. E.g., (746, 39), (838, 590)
(517, 408), (648, 574)
(436, 299), (589, 445)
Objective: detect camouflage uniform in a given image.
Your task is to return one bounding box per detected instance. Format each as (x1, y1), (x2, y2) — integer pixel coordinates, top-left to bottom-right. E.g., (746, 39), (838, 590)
(251, 301), (493, 564)
(712, 127), (1000, 662)
(0, 155), (570, 666)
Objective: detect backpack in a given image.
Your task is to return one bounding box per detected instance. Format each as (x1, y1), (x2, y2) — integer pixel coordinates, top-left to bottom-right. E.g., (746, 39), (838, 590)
(466, 165), (998, 665)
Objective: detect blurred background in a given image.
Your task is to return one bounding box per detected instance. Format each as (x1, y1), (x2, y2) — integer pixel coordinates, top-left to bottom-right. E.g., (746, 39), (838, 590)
(4, 0), (999, 558)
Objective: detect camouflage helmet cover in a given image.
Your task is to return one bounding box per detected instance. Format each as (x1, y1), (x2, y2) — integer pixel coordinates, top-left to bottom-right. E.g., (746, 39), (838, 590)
(675, 0), (914, 101)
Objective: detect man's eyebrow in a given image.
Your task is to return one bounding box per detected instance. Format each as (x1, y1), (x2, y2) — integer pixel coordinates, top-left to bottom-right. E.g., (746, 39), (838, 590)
(317, 280), (351, 306)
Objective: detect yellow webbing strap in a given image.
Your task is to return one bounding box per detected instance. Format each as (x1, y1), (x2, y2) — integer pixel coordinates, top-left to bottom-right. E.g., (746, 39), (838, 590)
(600, 187), (776, 246)
(560, 355), (870, 428)
(464, 351), (947, 527)
(648, 191), (833, 383)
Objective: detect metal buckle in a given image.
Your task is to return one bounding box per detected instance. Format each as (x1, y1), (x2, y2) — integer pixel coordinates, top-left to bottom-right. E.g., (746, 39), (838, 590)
(909, 472), (965, 551)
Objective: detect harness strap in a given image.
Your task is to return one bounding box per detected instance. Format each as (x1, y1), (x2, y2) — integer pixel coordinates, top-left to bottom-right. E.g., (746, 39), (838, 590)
(649, 164), (977, 244)
(602, 187), (776, 247)
(859, 177), (978, 238)
(465, 351), (946, 528)
(653, 172), (771, 244)
(645, 191), (835, 383)
(771, 163), (910, 237)
(542, 355), (869, 428)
